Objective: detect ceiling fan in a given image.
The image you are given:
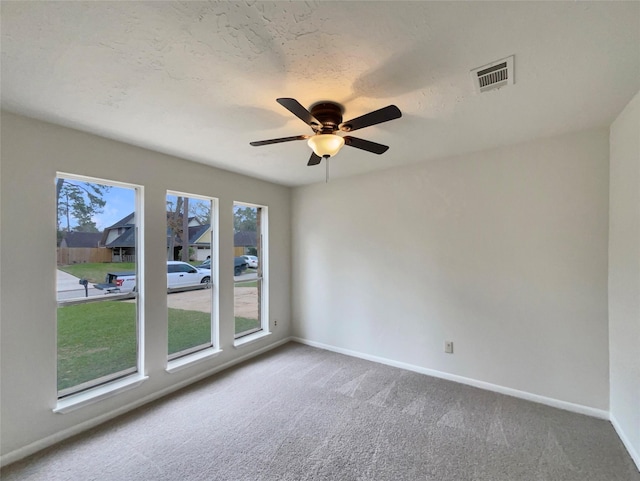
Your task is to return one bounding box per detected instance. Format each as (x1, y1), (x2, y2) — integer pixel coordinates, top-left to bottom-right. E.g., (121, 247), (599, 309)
(250, 98), (402, 166)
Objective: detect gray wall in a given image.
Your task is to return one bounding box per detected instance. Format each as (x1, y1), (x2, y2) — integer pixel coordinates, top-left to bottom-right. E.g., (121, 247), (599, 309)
(609, 90), (640, 467)
(3, 99), (639, 468)
(292, 128), (610, 411)
(0, 112), (292, 462)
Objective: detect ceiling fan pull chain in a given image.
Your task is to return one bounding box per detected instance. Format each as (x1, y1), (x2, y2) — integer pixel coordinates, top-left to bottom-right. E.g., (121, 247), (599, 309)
(325, 155), (330, 183)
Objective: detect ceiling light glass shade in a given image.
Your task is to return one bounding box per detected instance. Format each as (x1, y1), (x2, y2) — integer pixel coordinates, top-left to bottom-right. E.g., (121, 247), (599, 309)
(307, 134), (345, 157)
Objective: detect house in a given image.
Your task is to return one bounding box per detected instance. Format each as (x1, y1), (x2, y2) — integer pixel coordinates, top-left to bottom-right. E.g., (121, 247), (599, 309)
(101, 212), (212, 261)
(1, 1), (639, 476)
(59, 231), (103, 249)
(58, 231), (109, 265)
(100, 212), (136, 262)
(234, 230), (257, 257)
(180, 223), (212, 261)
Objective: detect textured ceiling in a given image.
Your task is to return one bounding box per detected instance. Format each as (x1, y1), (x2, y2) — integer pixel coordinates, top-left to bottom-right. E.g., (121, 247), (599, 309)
(2, 1), (639, 186)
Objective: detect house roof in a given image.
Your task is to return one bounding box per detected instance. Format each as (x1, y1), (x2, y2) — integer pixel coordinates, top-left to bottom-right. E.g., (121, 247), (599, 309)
(61, 231), (103, 248)
(171, 224), (212, 246)
(105, 212), (135, 229)
(105, 226), (135, 248)
(2, 2), (638, 186)
(100, 212), (135, 247)
(107, 224), (212, 249)
(102, 211), (211, 249)
(188, 224), (210, 245)
(234, 231), (256, 247)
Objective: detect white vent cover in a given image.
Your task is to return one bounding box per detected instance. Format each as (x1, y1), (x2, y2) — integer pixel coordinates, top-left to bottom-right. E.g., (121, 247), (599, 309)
(471, 55), (514, 94)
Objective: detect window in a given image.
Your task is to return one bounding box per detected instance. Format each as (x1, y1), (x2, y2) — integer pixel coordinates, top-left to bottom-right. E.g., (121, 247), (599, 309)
(233, 202), (268, 340)
(56, 174), (141, 398)
(166, 192), (217, 360)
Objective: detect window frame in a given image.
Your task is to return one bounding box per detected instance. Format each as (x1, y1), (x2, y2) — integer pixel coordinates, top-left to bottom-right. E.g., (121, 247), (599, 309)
(165, 190), (220, 367)
(233, 202), (269, 345)
(54, 172), (145, 410)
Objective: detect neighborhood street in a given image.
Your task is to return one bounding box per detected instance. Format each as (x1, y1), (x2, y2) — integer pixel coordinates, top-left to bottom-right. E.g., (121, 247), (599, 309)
(56, 270), (259, 319)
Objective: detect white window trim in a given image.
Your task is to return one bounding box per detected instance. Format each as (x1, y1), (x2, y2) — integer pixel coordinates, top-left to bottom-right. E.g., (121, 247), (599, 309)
(54, 373), (148, 414)
(55, 173), (145, 401)
(234, 330), (272, 348)
(232, 202), (269, 346)
(165, 191), (220, 357)
(166, 347), (223, 373)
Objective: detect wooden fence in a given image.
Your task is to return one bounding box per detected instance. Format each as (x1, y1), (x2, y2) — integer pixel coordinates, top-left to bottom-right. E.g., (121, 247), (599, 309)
(57, 248), (112, 265)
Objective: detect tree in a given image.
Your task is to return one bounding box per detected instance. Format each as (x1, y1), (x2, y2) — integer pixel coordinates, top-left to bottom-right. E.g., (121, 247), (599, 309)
(74, 222), (99, 233)
(181, 197), (189, 262)
(167, 196), (183, 261)
(56, 178), (110, 242)
(190, 200), (211, 225)
(234, 206), (257, 233)
(166, 196), (192, 261)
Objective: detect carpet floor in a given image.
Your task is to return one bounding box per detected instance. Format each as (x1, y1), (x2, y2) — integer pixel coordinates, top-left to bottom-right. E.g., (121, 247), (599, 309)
(3, 342), (639, 480)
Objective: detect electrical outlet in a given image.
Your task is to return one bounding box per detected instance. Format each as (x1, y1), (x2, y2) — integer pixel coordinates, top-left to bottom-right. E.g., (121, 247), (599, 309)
(445, 341), (454, 354)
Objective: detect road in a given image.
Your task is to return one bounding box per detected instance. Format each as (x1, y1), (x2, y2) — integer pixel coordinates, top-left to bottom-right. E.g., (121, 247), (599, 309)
(57, 270), (259, 318)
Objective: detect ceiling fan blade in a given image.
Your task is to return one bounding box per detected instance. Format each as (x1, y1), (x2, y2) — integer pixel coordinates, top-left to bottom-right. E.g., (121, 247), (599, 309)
(339, 105), (402, 132)
(307, 152), (322, 166)
(276, 98), (322, 131)
(250, 135), (309, 147)
(343, 136), (389, 155)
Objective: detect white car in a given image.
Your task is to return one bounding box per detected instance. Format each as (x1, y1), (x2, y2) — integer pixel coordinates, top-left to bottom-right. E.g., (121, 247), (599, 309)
(95, 261), (211, 293)
(242, 255), (259, 268)
(167, 261), (211, 290)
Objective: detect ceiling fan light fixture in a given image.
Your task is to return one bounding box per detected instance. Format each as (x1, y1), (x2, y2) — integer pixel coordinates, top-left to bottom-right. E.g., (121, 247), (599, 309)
(307, 134), (345, 158)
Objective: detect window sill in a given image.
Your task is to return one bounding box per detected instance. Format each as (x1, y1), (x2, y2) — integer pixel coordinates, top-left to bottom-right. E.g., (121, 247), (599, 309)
(54, 373), (148, 414)
(233, 330), (272, 348)
(166, 347), (223, 373)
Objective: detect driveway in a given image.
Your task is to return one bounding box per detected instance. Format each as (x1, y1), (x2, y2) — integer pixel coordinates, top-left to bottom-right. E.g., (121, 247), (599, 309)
(167, 286), (258, 319)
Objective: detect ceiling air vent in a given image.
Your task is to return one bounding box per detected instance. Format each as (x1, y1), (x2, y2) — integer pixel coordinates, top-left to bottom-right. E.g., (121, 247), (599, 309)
(470, 55), (514, 94)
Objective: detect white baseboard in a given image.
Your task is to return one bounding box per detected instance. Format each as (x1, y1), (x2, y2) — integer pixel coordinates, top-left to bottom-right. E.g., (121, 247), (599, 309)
(1, 336), (292, 468)
(610, 414), (640, 471)
(292, 337), (610, 420)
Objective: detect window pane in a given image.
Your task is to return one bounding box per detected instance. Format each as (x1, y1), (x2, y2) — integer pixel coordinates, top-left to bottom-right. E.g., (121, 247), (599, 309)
(167, 193), (214, 359)
(234, 203), (264, 338)
(56, 177), (138, 396)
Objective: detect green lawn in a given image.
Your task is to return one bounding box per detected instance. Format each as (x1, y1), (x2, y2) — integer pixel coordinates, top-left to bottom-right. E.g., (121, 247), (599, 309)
(57, 301), (260, 391)
(59, 263), (135, 283)
(57, 301), (137, 391)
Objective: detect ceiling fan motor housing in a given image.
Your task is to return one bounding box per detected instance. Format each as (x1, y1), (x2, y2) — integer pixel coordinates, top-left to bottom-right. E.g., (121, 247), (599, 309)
(309, 102), (343, 133)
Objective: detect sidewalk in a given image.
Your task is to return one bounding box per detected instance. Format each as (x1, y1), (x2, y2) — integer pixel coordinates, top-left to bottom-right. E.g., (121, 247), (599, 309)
(57, 269), (104, 300)
(57, 269), (82, 292)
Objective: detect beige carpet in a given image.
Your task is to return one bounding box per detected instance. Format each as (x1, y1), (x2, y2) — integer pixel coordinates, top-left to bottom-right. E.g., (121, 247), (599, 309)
(3, 342), (639, 480)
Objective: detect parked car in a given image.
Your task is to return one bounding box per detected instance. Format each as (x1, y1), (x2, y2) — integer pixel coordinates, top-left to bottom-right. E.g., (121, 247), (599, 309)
(197, 257), (248, 276)
(94, 261), (211, 294)
(234, 257), (248, 276)
(242, 255), (258, 268)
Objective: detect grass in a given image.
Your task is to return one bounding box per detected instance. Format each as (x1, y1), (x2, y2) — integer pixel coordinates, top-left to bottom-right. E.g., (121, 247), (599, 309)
(59, 262), (135, 283)
(235, 316), (261, 334)
(168, 308), (211, 356)
(57, 301), (137, 391)
(57, 301), (260, 391)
